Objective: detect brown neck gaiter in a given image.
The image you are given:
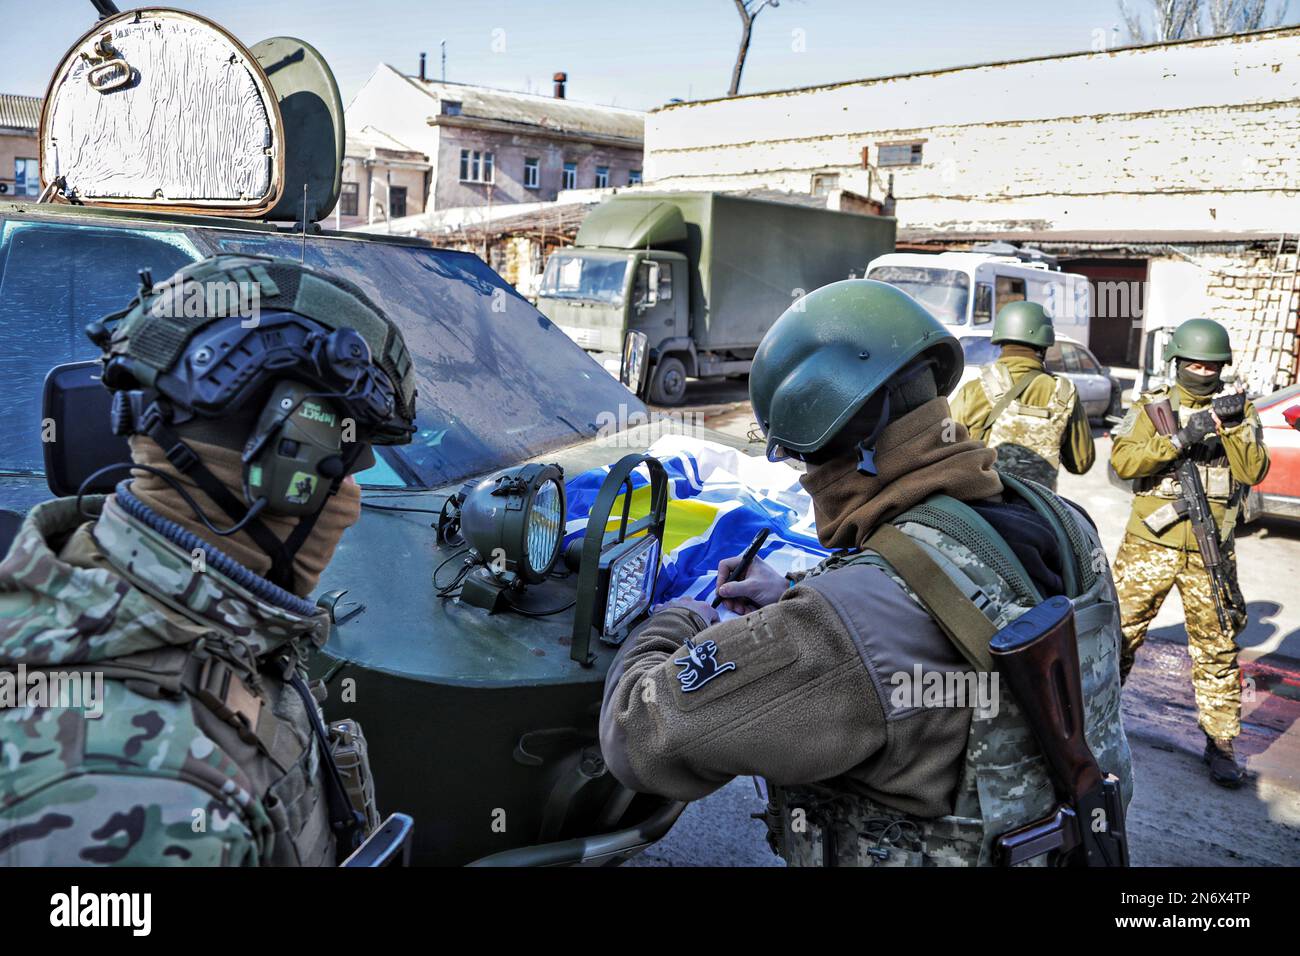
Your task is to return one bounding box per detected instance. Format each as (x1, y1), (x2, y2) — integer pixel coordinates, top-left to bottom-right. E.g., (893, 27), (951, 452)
(119, 435), (361, 597)
(799, 397), (1004, 550)
(999, 344), (1045, 364)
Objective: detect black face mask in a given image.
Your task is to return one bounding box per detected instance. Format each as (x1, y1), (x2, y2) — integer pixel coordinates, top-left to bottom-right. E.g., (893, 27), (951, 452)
(1176, 362), (1220, 398)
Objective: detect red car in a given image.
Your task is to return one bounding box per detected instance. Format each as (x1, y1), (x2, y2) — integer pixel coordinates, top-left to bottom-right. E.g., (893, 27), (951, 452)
(1243, 387), (1300, 522)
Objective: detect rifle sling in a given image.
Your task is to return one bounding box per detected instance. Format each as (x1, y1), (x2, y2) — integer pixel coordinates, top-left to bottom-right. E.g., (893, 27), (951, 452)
(862, 523), (995, 672)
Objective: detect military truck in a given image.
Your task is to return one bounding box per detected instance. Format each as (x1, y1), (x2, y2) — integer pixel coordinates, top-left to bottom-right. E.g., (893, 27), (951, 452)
(537, 191), (896, 405)
(0, 3), (756, 866)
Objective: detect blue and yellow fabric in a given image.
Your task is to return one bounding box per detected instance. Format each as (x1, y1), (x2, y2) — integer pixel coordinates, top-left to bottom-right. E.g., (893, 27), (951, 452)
(563, 436), (828, 612)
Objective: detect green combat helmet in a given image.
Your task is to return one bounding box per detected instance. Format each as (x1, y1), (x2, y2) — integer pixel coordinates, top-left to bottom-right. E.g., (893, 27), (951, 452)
(1163, 317), (1233, 364)
(749, 279), (963, 460)
(991, 300), (1055, 349)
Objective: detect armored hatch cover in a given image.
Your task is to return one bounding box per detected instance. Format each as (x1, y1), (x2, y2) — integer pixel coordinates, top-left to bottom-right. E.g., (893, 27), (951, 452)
(39, 8), (285, 217)
(251, 36), (345, 223)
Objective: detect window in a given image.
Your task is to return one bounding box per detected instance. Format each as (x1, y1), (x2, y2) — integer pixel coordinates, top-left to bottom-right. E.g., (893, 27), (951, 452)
(973, 283), (994, 325)
(523, 157), (539, 190)
(1044, 344), (1066, 374)
(628, 170), (642, 186)
(960, 336), (1001, 367)
(441, 100), (462, 116)
(877, 143), (923, 167)
(562, 162), (577, 190)
(595, 166), (609, 189)
(14, 158), (40, 197)
(811, 172), (839, 196)
(340, 182), (359, 217)
(995, 275), (1026, 313)
(0, 220), (201, 471)
(459, 149), (495, 184)
(866, 265), (970, 326)
(389, 186), (407, 220)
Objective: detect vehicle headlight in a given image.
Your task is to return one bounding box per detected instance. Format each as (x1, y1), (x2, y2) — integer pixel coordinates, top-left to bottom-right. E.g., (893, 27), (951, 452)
(461, 462), (566, 584)
(600, 534), (661, 636)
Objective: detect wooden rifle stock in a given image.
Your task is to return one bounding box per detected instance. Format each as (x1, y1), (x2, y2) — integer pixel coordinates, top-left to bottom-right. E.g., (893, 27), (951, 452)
(990, 596), (1129, 867)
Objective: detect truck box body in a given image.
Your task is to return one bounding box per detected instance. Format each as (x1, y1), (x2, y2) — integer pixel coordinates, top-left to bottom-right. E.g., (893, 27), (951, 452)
(538, 191), (895, 399)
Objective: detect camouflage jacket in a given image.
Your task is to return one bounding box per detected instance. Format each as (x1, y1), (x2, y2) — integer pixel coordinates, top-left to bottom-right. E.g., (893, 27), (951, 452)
(0, 491), (337, 866)
(1111, 383), (1269, 550)
(950, 356), (1095, 490)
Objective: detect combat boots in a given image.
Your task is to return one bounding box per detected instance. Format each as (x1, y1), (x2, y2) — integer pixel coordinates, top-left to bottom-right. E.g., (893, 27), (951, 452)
(1202, 734), (1244, 788)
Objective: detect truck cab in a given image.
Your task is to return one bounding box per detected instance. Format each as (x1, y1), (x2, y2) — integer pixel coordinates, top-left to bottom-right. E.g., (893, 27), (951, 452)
(866, 248), (1092, 347)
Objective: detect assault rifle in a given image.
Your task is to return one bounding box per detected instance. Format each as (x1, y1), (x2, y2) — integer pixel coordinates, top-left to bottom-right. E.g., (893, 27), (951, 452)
(990, 596), (1129, 867)
(1143, 398), (1239, 635)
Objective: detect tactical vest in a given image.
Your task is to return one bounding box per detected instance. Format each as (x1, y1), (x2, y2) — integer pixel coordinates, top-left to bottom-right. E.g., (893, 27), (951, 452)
(771, 474), (1133, 866)
(976, 364), (1076, 490)
(1133, 387), (1240, 538)
(0, 496), (376, 866)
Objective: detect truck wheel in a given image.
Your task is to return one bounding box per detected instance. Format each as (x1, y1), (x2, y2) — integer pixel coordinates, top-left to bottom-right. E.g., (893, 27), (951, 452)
(648, 356), (688, 406)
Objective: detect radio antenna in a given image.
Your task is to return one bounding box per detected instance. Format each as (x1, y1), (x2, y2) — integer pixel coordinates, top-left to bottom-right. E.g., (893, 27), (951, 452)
(300, 183), (308, 263)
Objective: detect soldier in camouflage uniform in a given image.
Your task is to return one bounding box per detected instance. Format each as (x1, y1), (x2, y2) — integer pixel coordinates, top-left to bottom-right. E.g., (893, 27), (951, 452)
(0, 255), (416, 864)
(1111, 318), (1267, 788)
(950, 300), (1095, 490)
(599, 280), (1132, 866)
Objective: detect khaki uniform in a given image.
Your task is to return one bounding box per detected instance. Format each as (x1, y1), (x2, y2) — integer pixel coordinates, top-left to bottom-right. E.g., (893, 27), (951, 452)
(1110, 383), (1269, 740)
(950, 355), (1095, 490)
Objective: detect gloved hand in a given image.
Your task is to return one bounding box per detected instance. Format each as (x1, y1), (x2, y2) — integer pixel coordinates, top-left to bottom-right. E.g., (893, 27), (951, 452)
(1175, 409), (1217, 449)
(1213, 391), (1246, 427)
(716, 555), (788, 615)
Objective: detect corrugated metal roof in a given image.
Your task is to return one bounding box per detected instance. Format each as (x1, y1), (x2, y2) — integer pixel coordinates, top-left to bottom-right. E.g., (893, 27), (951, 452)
(0, 94), (41, 131)
(393, 68), (644, 142)
(346, 125), (427, 160)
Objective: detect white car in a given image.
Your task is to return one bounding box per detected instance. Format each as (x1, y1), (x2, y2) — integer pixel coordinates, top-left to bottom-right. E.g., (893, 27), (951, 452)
(955, 330), (1122, 424)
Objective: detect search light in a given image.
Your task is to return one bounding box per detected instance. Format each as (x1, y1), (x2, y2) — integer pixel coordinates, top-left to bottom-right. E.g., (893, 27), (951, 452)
(458, 463), (566, 612)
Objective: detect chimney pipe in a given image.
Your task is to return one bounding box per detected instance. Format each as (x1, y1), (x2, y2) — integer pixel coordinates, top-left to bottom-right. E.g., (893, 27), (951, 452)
(553, 71), (567, 99)
(419, 52), (427, 81)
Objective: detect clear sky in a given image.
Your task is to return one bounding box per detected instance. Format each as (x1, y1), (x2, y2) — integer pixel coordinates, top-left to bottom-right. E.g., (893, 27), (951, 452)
(3, 0), (1297, 110)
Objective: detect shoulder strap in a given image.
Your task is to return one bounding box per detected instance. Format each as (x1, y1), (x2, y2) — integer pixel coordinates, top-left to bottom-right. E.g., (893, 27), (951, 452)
(973, 370), (1048, 442)
(862, 522), (995, 672)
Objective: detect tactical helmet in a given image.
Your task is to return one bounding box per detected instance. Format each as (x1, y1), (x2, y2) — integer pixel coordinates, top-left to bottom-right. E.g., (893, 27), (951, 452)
(86, 254), (418, 592)
(1163, 317), (1233, 364)
(92, 254), (417, 444)
(750, 279), (963, 459)
(991, 300), (1054, 349)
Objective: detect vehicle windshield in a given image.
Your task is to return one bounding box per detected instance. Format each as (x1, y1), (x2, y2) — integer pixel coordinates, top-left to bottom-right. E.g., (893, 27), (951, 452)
(539, 253), (628, 306)
(959, 336), (1001, 367)
(0, 214), (640, 490)
(868, 265), (971, 326)
(206, 233), (638, 488)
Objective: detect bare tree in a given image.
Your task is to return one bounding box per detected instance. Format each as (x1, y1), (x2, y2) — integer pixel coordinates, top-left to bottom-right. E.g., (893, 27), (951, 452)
(1206, 0), (1290, 32)
(1119, 0), (1290, 41)
(729, 0), (780, 96)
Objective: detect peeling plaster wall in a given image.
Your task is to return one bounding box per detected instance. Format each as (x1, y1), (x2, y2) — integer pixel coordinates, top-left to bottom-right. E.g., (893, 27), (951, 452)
(645, 29), (1300, 237)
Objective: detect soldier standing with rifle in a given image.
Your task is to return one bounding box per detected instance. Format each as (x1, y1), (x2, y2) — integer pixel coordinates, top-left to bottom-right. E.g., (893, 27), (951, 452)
(1111, 318), (1269, 788)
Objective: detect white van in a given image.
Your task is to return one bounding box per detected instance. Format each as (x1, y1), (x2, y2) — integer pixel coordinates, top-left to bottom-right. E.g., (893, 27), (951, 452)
(865, 249), (1092, 347)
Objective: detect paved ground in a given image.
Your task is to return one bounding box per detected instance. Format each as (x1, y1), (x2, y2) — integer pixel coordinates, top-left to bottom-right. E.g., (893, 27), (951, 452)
(630, 382), (1300, 866)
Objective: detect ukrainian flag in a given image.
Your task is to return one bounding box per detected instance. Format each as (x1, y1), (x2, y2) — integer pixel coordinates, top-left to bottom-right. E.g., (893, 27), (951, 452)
(564, 435), (828, 609)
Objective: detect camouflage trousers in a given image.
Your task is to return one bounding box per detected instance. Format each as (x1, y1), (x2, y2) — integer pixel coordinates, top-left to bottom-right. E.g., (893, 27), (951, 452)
(1113, 532), (1242, 739)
